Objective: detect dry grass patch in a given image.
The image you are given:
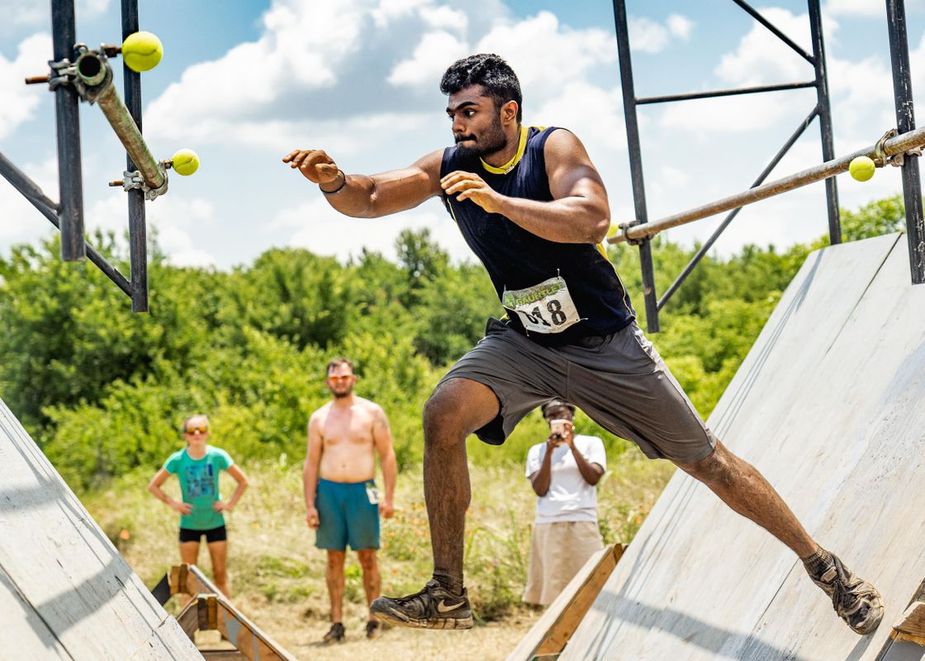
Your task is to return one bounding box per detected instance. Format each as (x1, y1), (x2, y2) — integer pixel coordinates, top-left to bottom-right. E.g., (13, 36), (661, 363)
(85, 448), (672, 659)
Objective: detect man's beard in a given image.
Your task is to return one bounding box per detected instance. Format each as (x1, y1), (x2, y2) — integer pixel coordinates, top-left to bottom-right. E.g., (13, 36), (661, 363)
(455, 118), (508, 158)
(331, 387), (353, 399)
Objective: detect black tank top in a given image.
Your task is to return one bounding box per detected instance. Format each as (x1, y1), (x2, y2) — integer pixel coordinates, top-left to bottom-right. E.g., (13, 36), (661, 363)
(440, 125), (635, 346)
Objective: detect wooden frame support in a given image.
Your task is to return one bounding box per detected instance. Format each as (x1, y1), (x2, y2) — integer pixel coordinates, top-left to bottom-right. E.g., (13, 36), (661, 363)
(162, 564), (296, 661)
(508, 543), (625, 661)
(892, 579), (925, 647)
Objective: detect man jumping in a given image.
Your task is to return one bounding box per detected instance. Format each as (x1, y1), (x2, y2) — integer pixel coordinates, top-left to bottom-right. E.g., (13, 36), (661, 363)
(283, 53), (883, 635)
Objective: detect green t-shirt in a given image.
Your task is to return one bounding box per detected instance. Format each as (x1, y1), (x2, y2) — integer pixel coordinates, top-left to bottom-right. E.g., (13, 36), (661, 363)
(164, 446), (234, 531)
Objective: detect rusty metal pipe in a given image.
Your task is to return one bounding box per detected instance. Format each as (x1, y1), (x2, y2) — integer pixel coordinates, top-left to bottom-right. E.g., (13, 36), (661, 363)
(74, 51), (165, 191)
(608, 126), (925, 245)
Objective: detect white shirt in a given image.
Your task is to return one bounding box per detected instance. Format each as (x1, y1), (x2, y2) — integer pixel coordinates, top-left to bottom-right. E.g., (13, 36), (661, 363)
(525, 435), (606, 524)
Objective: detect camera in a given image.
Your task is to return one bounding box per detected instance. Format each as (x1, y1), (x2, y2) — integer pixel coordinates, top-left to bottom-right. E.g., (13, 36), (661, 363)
(549, 418), (568, 439)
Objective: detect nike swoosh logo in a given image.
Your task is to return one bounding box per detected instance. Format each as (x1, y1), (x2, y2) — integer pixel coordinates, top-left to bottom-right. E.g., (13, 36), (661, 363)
(436, 599), (465, 613)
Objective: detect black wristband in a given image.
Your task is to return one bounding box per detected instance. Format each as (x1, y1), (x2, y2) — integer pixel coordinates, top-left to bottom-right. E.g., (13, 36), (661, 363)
(320, 169), (347, 195)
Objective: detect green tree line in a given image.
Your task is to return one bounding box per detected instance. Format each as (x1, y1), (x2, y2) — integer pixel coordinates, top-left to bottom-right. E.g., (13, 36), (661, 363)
(0, 195), (905, 492)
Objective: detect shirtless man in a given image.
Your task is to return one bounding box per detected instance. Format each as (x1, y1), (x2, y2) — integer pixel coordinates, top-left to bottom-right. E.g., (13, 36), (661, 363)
(304, 357), (397, 643)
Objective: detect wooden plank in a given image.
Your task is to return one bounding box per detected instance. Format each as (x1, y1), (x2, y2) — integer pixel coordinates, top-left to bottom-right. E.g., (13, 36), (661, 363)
(176, 600), (200, 638)
(197, 594), (219, 632)
(537, 544), (624, 655)
(560, 235), (925, 659)
(507, 544), (623, 661)
(195, 629), (226, 648)
(201, 651), (246, 660)
(0, 564), (69, 659)
(0, 398), (201, 660)
(894, 602), (925, 646)
(171, 564), (297, 661)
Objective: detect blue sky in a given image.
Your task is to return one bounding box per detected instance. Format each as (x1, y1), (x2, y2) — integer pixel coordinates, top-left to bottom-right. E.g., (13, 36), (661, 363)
(2, 0), (924, 270)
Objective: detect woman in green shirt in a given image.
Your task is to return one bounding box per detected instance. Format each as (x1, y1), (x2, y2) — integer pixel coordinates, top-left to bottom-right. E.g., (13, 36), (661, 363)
(148, 414), (249, 597)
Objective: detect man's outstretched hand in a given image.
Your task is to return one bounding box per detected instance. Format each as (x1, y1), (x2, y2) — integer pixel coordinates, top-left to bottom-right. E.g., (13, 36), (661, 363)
(283, 149), (341, 186)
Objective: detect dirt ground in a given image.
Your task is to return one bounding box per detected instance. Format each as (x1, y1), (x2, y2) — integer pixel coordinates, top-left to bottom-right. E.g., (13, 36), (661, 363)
(235, 598), (543, 660)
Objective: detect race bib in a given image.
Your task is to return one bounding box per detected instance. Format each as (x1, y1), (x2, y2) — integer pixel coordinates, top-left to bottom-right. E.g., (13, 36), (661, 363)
(365, 482), (379, 505)
(501, 275), (581, 334)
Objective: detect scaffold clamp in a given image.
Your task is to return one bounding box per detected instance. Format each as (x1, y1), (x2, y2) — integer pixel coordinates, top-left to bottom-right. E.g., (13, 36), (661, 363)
(120, 169), (168, 201)
(619, 219), (647, 246)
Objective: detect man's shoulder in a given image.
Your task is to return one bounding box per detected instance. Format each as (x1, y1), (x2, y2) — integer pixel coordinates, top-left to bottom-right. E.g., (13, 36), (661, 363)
(575, 434), (604, 449)
(354, 396), (384, 414)
(538, 126), (581, 153)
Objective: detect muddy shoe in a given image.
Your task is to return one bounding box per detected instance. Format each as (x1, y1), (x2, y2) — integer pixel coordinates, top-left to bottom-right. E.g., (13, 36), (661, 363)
(808, 553), (884, 635)
(322, 622), (345, 644)
(370, 579), (473, 630)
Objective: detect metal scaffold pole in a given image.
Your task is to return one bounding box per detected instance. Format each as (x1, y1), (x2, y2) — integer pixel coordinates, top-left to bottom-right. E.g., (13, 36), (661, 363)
(51, 0), (85, 261)
(886, 0), (925, 284)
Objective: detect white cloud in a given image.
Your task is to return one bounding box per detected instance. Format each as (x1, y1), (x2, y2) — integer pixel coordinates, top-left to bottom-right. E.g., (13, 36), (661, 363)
(421, 6), (468, 32)
(152, 111), (432, 157)
(476, 11), (616, 95)
(659, 92), (807, 135)
(0, 156), (57, 247)
(0, 0), (109, 30)
(533, 81), (626, 154)
(272, 195), (470, 262)
(388, 30), (469, 87)
(667, 14), (694, 40)
(148, 3), (618, 154)
(824, 0), (883, 17)
(715, 8), (817, 86)
(146, 0), (365, 144)
(629, 13), (695, 54)
(78, 0), (111, 16)
(0, 3), (45, 28)
(85, 192), (217, 267)
(0, 33), (50, 139)
(371, 0), (431, 28)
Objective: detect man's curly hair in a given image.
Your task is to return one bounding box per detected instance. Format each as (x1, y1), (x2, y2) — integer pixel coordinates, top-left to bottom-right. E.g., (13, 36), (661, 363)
(440, 53), (523, 122)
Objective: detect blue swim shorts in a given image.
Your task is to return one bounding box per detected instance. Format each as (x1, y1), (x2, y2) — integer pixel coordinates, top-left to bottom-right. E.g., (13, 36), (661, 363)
(315, 478), (380, 551)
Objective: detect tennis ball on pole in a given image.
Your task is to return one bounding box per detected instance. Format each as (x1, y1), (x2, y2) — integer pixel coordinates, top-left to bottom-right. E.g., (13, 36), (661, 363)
(121, 31), (163, 72)
(848, 156), (876, 182)
(171, 149), (200, 176)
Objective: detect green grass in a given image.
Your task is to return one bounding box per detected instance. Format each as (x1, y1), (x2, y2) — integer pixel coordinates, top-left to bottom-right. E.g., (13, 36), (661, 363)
(83, 447), (674, 625)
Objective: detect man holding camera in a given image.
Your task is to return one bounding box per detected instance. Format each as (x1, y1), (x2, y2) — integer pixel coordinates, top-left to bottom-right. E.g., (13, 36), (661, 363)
(523, 400), (606, 606)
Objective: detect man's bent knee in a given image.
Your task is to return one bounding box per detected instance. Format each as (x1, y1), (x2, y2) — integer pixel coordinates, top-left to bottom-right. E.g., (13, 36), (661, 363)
(423, 378), (498, 444)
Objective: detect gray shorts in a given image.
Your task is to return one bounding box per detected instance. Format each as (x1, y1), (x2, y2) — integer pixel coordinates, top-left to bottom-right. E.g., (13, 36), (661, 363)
(439, 319), (716, 463)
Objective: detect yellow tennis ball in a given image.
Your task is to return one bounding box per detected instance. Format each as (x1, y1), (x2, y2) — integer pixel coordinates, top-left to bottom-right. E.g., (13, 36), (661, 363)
(121, 31), (163, 73)
(171, 149), (199, 176)
(849, 156), (876, 182)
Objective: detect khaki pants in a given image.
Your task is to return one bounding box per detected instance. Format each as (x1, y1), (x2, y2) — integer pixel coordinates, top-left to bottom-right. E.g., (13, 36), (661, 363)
(523, 520), (603, 606)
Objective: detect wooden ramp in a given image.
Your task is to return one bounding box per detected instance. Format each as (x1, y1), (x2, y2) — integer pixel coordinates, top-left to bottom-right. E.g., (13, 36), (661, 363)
(161, 563), (296, 660)
(0, 398), (200, 659)
(508, 544), (624, 661)
(559, 234), (925, 660)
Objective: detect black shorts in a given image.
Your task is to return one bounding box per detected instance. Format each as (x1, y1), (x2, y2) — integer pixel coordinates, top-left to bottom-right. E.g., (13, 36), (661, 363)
(438, 319), (716, 462)
(178, 525), (227, 543)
